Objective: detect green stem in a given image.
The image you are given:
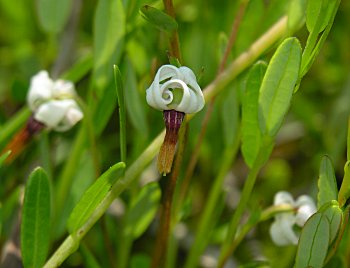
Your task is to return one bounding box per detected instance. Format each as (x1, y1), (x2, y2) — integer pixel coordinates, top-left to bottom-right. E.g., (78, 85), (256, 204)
(44, 16), (289, 267)
(217, 139), (272, 268)
(184, 130), (240, 268)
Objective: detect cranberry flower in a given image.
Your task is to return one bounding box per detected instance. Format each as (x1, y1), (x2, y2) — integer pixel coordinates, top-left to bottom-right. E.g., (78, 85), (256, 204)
(27, 71), (83, 132)
(269, 191), (317, 246)
(146, 65), (205, 174)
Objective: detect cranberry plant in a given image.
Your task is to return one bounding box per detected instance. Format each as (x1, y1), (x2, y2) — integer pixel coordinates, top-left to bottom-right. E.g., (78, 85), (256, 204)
(0, 0), (349, 267)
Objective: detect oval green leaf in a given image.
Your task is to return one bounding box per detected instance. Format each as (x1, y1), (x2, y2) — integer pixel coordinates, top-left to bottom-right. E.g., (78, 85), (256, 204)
(306, 0), (338, 34)
(125, 182), (161, 238)
(287, 0), (307, 32)
(21, 167), (51, 268)
(140, 5), (178, 33)
(36, 0), (72, 34)
(258, 37), (301, 137)
(295, 212), (330, 268)
(241, 61), (267, 167)
(67, 162), (126, 233)
(319, 201), (342, 244)
(318, 155), (338, 208)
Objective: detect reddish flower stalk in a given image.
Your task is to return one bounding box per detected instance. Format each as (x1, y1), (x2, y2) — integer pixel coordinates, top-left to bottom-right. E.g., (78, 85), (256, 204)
(157, 110), (185, 175)
(3, 115), (45, 163)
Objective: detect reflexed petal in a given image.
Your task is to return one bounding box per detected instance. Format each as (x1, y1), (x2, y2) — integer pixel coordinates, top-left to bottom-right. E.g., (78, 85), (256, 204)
(34, 99), (83, 131)
(270, 216), (298, 246)
(146, 65), (205, 114)
(53, 80), (76, 98)
(295, 205), (316, 227)
(274, 191), (295, 206)
(27, 71), (54, 111)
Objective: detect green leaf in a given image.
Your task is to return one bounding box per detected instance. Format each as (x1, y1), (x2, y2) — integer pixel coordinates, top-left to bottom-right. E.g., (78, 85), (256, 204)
(21, 167), (51, 268)
(125, 182), (161, 238)
(258, 37), (301, 137)
(306, 0), (337, 33)
(241, 61), (267, 167)
(67, 162), (126, 233)
(114, 65), (127, 164)
(80, 244), (102, 268)
(287, 0), (307, 32)
(94, 0), (126, 90)
(123, 59), (149, 138)
(338, 161), (350, 208)
(36, 0), (72, 34)
(318, 156), (338, 208)
(220, 84), (240, 147)
(0, 151), (11, 167)
(140, 5), (178, 33)
(295, 213), (330, 268)
(319, 201), (342, 244)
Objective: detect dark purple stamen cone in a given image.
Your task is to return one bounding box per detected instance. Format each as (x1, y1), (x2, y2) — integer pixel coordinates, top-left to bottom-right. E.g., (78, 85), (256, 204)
(158, 110), (185, 175)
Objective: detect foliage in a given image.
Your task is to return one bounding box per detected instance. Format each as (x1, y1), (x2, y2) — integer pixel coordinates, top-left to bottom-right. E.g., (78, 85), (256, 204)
(0, 0), (349, 267)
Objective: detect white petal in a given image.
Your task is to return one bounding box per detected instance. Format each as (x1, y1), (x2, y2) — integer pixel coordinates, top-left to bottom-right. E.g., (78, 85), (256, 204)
(295, 205), (316, 227)
(146, 65), (205, 114)
(27, 71), (54, 111)
(274, 191), (295, 206)
(270, 216), (298, 246)
(52, 80), (76, 98)
(295, 195), (316, 208)
(34, 99), (83, 131)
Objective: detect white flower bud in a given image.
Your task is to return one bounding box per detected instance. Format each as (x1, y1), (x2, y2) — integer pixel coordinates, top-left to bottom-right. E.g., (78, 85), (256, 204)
(269, 214), (298, 246)
(27, 71), (83, 131)
(146, 65), (205, 114)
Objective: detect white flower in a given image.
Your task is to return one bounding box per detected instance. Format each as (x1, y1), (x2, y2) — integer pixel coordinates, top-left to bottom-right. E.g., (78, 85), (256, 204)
(27, 71), (83, 132)
(269, 191), (317, 246)
(146, 65), (205, 114)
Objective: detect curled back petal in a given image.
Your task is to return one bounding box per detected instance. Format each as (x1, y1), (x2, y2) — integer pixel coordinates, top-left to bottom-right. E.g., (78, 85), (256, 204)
(274, 191), (295, 206)
(27, 71), (54, 111)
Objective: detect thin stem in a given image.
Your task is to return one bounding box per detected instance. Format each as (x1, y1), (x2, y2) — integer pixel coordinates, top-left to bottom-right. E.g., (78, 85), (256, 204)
(151, 122), (188, 268)
(162, 0), (182, 62)
(44, 16), (289, 267)
(217, 141), (272, 268)
(184, 130), (240, 268)
(179, 0), (249, 211)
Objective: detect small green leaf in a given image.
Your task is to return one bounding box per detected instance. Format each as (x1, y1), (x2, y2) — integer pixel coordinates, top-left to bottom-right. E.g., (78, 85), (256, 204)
(306, 0), (337, 33)
(295, 213), (330, 268)
(318, 156), (338, 208)
(258, 37), (301, 137)
(36, 0), (72, 34)
(319, 201), (342, 244)
(287, 0), (307, 32)
(338, 161), (350, 208)
(241, 61), (267, 167)
(125, 182), (161, 238)
(220, 85), (239, 147)
(21, 167), (51, 268)
(114, 65), (127, 163)
(0, 151), (11, 167)
(67, 162), (126, 233)
(140, 5), (178, 33)
(94, 0), (126, 90)
(123, 60), (149, 138)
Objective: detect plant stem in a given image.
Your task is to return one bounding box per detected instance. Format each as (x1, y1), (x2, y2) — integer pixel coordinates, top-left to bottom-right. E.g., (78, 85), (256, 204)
(162, 0), (181, 62)
(217, 142), (271, 268)
(180, 0), (248, 215)
(184, 130), (240, 268)
(151, 122), (188, 268)
(44, 16), (289, 267)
